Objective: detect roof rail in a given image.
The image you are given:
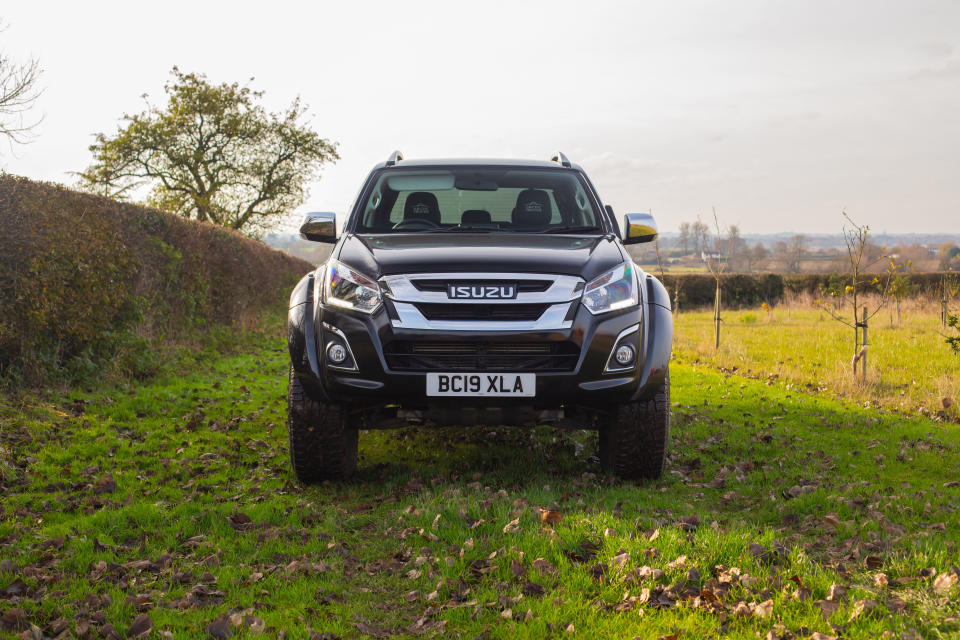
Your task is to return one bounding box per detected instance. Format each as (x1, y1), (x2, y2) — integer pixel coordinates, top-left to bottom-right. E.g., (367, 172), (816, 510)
(550, 152), (571, 168)
(386, 150), (404, 167)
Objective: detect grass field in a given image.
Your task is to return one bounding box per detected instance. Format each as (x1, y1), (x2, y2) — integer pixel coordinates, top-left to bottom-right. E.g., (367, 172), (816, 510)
(2, 325), (959, 639)
(674, 303), (960, 420)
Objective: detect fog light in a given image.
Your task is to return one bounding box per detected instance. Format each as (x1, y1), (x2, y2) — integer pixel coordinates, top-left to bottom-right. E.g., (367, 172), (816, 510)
(614, 344), (635, 366)
(327, 342), (348, 364)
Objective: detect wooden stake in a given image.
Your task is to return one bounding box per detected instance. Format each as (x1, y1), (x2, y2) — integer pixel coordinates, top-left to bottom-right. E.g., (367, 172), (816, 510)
(944, 275), (949, 327)
(861, 305), (868, 382)
(714, 280), (721, 349)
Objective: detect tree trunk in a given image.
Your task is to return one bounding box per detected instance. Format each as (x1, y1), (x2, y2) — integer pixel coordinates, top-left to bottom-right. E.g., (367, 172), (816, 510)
(714, 280), (721, 349)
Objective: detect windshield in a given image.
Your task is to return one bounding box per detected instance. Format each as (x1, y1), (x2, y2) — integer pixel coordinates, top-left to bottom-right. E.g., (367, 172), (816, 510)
(354, 168), (605, 234)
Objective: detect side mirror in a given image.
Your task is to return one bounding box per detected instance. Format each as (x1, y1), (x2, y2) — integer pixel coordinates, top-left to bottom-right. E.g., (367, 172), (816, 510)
(623, 212), (658, 244)
(299, 212), (337, 243)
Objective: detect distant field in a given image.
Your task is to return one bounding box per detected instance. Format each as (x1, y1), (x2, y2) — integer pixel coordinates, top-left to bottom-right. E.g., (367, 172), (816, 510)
(673, 303), (959, 419)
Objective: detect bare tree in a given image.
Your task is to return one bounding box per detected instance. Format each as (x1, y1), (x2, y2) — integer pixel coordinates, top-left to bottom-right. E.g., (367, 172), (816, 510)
(692, 218), (710, 254)
(726, 224), (746, 271)
(817, 211), (891, 381)
(886, 257), (915, 327)
(678, 222), (691, 255)
(704, 207), (729, 349)
(749, 243), (768, 272)
(0, 23), (43, 148)
(784, 235), (807, 273)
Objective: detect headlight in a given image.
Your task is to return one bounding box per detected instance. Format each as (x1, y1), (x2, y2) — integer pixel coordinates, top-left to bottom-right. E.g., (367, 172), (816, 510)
(323, 259), (381, 313)
(582, 262), (639, 315)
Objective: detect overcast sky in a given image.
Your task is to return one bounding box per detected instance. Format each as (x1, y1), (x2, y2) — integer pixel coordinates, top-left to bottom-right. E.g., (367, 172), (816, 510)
(2, 0), (959, 234)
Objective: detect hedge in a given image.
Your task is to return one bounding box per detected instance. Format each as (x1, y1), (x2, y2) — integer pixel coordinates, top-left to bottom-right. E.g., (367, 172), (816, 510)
(0, 175), (314, 386)
(655, 272), (955, 309)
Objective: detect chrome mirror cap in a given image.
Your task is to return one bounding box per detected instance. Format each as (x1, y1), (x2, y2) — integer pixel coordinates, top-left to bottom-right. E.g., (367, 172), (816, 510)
(623, 212), (657, 244)
(299, 212), (337, 243)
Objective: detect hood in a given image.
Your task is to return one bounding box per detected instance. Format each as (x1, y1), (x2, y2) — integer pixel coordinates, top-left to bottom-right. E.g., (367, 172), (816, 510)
(336, 233), (626, 281)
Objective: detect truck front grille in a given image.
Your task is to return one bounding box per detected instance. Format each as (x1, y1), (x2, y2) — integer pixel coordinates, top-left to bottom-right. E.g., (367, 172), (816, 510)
(413, 303), (550, 322)
(384, 341), (580, 372)
(411, 279), (553, 293)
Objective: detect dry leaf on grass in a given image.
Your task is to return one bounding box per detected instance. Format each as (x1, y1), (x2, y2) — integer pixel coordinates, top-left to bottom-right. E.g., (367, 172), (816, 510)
(849, 599), (879, 621)
(933, 572), (957, 594)
(540, 510), (563, 526)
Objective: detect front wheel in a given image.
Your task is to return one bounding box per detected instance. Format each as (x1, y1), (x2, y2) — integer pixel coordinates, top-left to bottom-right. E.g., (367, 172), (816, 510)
(598, 373), (670, 479)
(287, 367), (358, 482)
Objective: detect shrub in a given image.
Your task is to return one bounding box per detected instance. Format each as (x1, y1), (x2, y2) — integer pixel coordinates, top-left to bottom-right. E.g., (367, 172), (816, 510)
(0, 175), (314, 386)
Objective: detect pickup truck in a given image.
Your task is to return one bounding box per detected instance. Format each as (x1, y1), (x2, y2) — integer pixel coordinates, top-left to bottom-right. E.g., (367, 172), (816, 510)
(286, 152), (673, 481)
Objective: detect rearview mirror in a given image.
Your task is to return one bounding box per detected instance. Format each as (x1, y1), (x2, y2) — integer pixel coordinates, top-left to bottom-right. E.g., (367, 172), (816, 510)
(299, 212), (337, 243)
(623, 212), (658, 244)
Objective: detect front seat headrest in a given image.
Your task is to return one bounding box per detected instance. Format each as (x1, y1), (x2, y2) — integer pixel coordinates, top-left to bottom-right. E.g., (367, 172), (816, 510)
(461, 209), (491, 225)
(403, 192), (441, 225)
(512, 189), (552, 228)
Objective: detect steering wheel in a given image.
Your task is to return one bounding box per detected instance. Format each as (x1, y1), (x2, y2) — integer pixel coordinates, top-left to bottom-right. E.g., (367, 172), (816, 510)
(392, 218), (440, 230)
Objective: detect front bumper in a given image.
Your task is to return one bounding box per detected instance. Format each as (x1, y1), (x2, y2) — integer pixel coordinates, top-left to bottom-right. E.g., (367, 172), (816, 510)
(291, 282), (670, 411)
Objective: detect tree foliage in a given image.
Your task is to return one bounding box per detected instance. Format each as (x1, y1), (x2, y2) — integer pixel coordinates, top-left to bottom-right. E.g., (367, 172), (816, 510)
(0, 22), (43, 148)
(947, 314), (960, 354)
(78, 68), (339, 237)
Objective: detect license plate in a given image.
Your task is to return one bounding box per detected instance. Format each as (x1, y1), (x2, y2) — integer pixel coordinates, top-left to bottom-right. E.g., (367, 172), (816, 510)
(426, 372), (535, 397)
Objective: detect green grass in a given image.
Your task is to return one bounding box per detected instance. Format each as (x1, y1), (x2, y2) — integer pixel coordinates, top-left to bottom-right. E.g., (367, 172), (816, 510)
(675, 305), (960, 420)
(1, 326), (959, 638)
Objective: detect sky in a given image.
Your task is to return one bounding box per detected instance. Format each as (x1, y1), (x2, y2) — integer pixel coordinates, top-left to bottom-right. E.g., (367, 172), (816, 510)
(2, 0), (959, 234)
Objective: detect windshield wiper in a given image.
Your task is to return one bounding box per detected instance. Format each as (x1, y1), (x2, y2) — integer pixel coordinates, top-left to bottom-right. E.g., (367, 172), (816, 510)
(536, 226), (602, 234)
(433, 226), (497, 233)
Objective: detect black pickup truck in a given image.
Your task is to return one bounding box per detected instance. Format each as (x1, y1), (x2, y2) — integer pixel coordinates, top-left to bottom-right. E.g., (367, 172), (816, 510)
(286, 152), (673, 481)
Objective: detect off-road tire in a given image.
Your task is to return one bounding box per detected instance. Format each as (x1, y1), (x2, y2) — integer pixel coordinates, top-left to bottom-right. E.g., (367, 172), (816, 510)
(599, 372), (670, 479)
(287, 367), (358, 482)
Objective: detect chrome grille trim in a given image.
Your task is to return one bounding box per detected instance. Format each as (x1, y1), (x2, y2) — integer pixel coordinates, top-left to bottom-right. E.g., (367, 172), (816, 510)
(390, 301), (573, 331)
(380, 272), (584, 305)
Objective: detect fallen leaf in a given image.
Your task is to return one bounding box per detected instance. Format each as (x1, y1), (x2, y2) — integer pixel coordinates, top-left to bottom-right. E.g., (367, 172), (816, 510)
(864, 555), (883, 570)
(228, 512), (253, 531)
(826, 584), (847, 601)
(814, 599), (841, 620)
(886, 596), (907, 613)
(207, 616), (232, 639)
(678, 515), (700, 531)
(0, 609), (27, 632)
(126, 614), (152, 639)
(532, 558), (556, 575)
(753, 599), (773, 619)
(611, 551), (630, 572)
(874, 573), (888, 589)
(849, 599), (879, 621)
(503, 517), (521, 534)
(354, 621), (392, 638)
(933, 572), (957, 594)
(540, 510), (563, 526)
(94, 475), (117, 494)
